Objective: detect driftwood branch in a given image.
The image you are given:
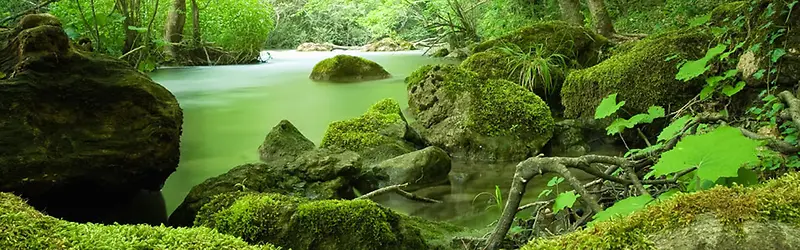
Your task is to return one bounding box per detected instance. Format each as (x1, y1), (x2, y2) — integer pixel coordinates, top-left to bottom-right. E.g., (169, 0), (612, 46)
(778, 91), (800, 131)
(355, 183), (442, 204)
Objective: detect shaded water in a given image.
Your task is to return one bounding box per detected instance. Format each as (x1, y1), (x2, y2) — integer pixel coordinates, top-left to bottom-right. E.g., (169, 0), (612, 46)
(149, 50), (590, 229)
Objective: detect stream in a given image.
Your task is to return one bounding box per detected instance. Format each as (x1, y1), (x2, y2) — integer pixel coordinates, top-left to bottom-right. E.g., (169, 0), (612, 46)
(149, 50), (563, 229)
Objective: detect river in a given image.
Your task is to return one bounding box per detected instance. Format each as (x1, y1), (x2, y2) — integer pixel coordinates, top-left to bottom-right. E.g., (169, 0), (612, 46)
(149, 50), (561, 229)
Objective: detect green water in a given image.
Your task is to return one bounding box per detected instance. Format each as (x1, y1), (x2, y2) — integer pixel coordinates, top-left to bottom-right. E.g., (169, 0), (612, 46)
(149, 50), (597, 229)
(150, 51), (457, 216)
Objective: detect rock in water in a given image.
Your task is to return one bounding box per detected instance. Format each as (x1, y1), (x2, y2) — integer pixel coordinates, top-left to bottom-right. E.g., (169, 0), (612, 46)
(366, 146), (452, 191)
(0, 14), (182, 223)
(309, 55), (391, 83)
(296, 42), (334, 52)
(406, 64), (555, 162)
(258, 120), (316, 164)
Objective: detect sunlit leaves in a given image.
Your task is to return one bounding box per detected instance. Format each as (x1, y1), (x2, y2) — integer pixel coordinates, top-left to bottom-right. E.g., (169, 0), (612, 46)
(657, 115), (692, 142)
(652, 126), (761, 183)
(676, 44), (727, 81)
(553, 191), (580, 214)
(606, 106), (665, 135)
(595, 93), (625, 119)
(589, 195), (653, 226)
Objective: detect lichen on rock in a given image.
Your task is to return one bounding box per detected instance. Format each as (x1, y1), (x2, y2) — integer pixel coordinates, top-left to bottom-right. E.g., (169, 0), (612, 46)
(406, 64), (554, 162)
(0, 192), (277, 250)
(523, 172), (800, 250)
(309, 54), (391, 83)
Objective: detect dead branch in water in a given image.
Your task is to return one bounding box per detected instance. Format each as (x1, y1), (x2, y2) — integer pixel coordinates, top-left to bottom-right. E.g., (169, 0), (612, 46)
(356, 183), (442, 204)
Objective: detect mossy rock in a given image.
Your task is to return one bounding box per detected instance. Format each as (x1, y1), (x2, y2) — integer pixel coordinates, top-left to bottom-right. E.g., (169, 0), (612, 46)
(560, 28), (710, 119)
(406, 64), (554, 162)
(460, 49), (567, 104)
(523, 172), (800, 250)
(365, 146), (452, 191)
(321, 98), (419, 165)
(472, 21), (610, 67)
(309, 55), (391, 83)
(169, 147), (363, 227)
(195, 192), (464, 250)
(711, 0), (800, 86)
(0, 192), (278, 250)
(0, 14), (182, 222)
(258, 120), (316, 164)
(364, 37), (415, 52)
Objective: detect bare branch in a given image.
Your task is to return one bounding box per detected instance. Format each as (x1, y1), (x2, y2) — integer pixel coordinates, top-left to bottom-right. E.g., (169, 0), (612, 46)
(355, 183), (442, 204)
(778, 91), (800, 131)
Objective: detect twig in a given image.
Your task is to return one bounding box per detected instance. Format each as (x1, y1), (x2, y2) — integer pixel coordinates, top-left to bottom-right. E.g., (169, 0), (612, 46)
(517, 200), (553, 212)
(740, 127), (800, 154)
(118, 45), (145, 59)
(355, 183), (442, 203)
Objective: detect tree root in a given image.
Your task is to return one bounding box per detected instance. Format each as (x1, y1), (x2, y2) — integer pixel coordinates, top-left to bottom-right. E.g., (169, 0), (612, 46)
(778, 91), (800, 131)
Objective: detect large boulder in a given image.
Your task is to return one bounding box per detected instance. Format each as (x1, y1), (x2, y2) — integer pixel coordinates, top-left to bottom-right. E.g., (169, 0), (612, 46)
(461, 49), (567, 103)
(0, 192), (277, 250)
(321, 98), (422, 165)
(168, 147), (362, 226)
(561, 29), (709, 119)
(364, 37), (415, 52)
(296, 42), (333, 52)
(364, 146), (452, 191)
(195, 192), (464, 250)
(406, 64), (555, 162)
(472, 21), (610, 67)
(0, 14), (182, 222)
(523, 172), (800, 250)
(310, 54), (391, 83)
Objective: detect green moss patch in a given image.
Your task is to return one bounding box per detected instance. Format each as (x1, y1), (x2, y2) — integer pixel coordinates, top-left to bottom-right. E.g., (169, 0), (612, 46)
(309, 55), (391, 83)
(523, 172), (800, 250)
(472, 21), (609, 67)
(560, 28), (710, 119)
(0, 192), (277, 249)
(196, 192), (460, 250)
(321, 98), (407, 152)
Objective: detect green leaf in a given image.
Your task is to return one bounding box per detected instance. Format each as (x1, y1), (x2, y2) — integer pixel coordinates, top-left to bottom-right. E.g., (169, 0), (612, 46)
(749, 43), (762, 53)
(720, 42), (745, 61)
(589, 195), (654, 226)
(127, 26), (148, 33)
(723, 69), (739, 79)
(605, 106), (665, 135)
(676, 44), (727, 81)
(658, 115), (692, 142)
(753, 69), (766, 80)
(722, 81), (746, 97)
(652, 126), (761, 182)
(720, 168), (760, 186)
(655, 189), (681, 202)
(553, 191), (580, 214)
(664, 54), (680, 62)
(689, 13), (711, 27)
(700, 84), (716, 100)
(595, 93), (626, 119)
(547, 177), (565, 187)
(537, 189), (552, 199)
(771, 48), (787, 63)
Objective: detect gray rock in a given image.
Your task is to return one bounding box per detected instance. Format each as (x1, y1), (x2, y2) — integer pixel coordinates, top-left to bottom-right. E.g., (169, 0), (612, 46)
(258, 120), (315, 164)
(367, 146), (451, 190)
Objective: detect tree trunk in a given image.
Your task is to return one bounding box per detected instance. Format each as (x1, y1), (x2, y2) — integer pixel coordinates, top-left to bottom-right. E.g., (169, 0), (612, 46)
(587, 0), (616, 37)
(190, 0), (200, 46)
(559, 0), (584, 26)
(117, 0), (142, 53)
(164, 0), (186, 56)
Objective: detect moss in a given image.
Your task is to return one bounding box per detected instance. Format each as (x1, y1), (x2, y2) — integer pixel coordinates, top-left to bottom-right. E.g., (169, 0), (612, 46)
(522, 172), (800, 250)
(709, 1), (747, 26)
(0, 192), (278, 250)
(407, 64), (554, 140)
(460, 49), (567, 101)
(196, 192), (432, 250)
(309, 55), (391, 83)
(365, 38), (415, 51)
(472, 21), (610, 67)
(560, 28), (710, 119)
(320, 98), (406, 152)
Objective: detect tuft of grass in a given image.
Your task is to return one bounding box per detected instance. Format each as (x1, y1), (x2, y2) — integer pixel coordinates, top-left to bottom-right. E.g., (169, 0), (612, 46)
(495, 42), (568, 97)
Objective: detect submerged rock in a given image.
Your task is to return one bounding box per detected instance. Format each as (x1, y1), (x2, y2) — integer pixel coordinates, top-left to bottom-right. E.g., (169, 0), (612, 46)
(523, 172), (800, 250)
(0, 192), (277, 249)
(560, 29), (709, 119)
(472, 21), (610, 67)
(195, 192), (464, 250)
(0, 14), (182, 223)
(365, 146), (452, 191)
(309, 54), (391, 83)
(406, 64), (555, 162)
(296, 42), (334, 52)
(364, 37), (415, 52)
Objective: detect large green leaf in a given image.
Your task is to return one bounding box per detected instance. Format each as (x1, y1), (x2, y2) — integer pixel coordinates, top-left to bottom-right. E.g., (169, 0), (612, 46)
(589, 195), (654, 226)
(606, 106), (665, 135)
(722, 81), (746, 97)
(595, 93), (625, 119)
(657, 115), (692, 142)
(676, 44), (727, 81)
(652, 126), (761, 182)
(553, 191), (580, 214)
